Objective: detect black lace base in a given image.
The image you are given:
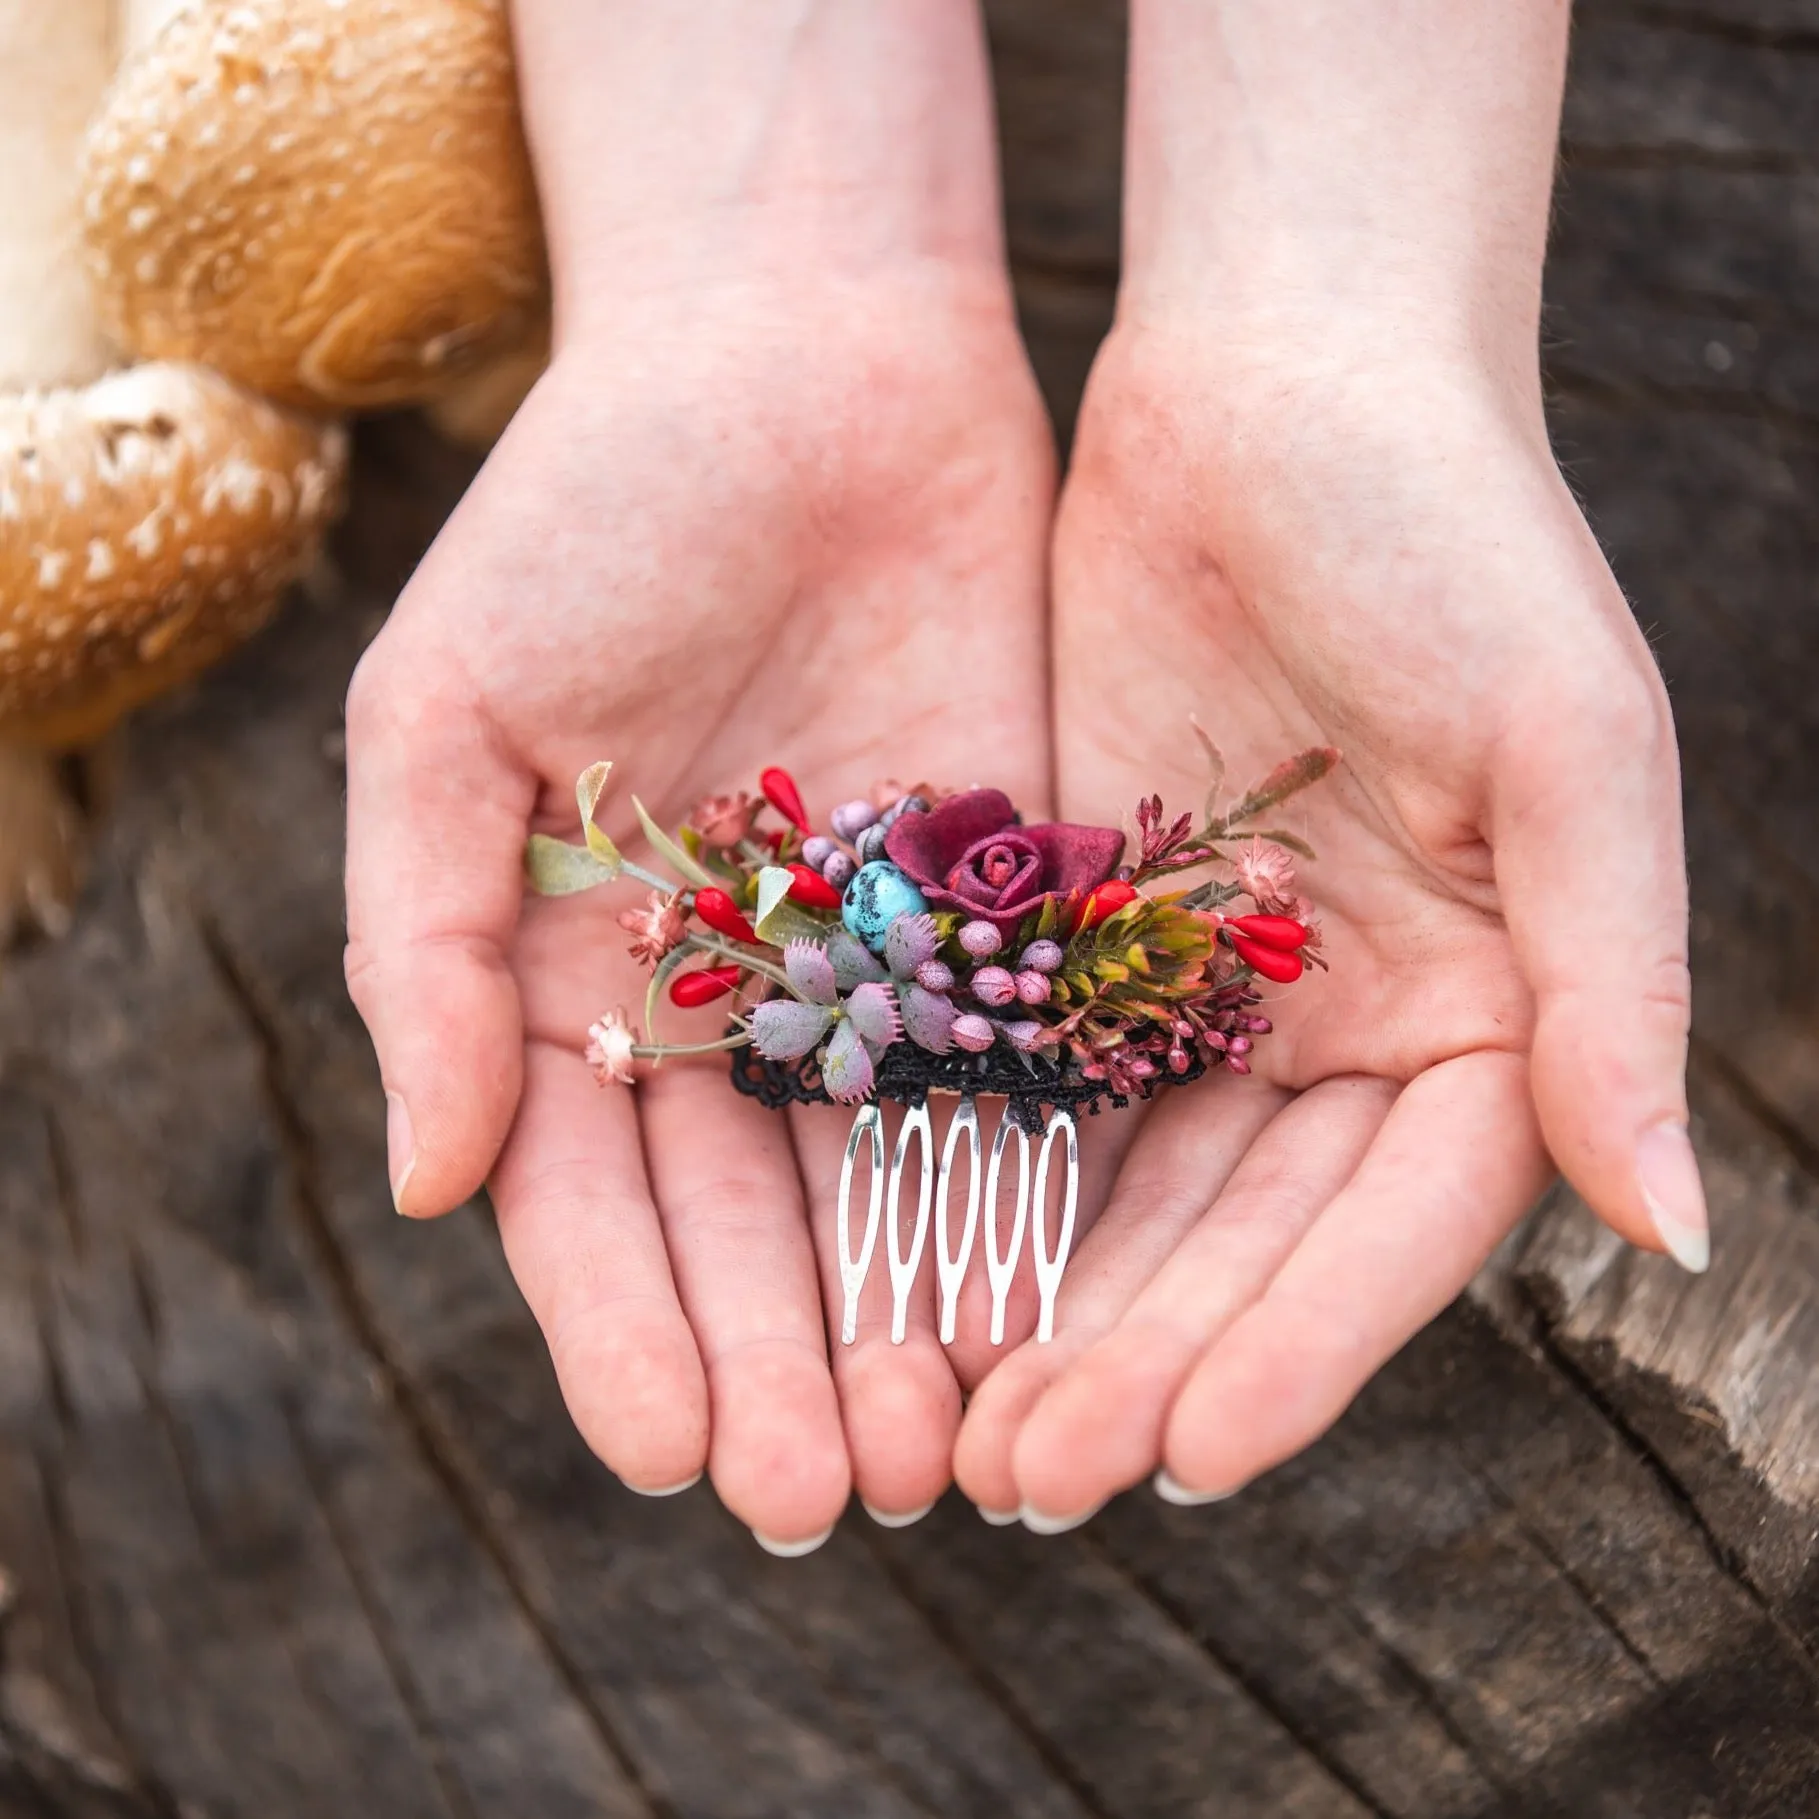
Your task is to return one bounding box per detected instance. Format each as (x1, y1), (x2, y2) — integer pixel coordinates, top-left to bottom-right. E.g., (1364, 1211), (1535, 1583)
(729, 1037), (1209, 1127)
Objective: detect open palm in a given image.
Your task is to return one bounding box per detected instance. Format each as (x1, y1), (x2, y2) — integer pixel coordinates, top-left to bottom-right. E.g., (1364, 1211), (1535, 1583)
(345, 290), (1055, 1549)
(956, 329), (1695, 1524)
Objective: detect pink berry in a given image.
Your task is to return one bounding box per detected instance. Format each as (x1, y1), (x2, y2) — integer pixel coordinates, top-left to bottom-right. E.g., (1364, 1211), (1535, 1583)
(971, 966), (1016, 1007)
(915, 960), (956, 993)
(958, 921), (1003, 958)
(1014, 970), (1051, 1006)
(952, 1013), (996, 1053)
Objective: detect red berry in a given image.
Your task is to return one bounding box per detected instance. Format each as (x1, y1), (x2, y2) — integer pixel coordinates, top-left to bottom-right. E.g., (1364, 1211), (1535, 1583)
(1228, 934), (1303, 984)
(785, 862), (843, 910)
(760, 767), (810, 833)
(1076, 879), (1139, 931)
(693, 887), (757, 944)
(668, 964), (743, 1008)
(1225, 913), (1309, 952)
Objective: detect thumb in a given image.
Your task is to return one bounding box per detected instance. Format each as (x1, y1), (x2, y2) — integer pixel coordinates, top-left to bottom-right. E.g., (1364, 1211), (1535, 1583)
(344, 643), (530, 1218)
(1493, 657), (1708, 1272)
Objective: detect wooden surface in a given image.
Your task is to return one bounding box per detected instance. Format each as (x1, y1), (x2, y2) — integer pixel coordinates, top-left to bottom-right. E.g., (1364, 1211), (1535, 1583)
(3, 4), (1818, 1814)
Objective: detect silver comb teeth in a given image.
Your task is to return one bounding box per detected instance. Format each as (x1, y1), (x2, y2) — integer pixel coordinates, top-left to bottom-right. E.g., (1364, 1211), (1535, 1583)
(837, 1095), (1078, 1349)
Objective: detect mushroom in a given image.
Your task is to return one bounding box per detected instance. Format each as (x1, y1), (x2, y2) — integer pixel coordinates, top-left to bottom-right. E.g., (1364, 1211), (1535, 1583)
(1, 0), (347, 941)
(80, 0), (550, 413)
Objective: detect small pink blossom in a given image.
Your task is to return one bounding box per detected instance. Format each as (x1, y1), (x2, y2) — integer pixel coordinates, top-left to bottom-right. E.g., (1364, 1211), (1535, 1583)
(689, 790), (759, 850)
(1233, 838), (1299, 915)
(1290, 897), (1325, 951)
(584, 1010), (640, 1086)
(617, 889), (687, 966)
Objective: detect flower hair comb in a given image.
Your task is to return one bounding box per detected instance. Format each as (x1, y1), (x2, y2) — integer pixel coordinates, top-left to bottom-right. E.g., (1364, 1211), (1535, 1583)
(526, 744), (1336, 1349)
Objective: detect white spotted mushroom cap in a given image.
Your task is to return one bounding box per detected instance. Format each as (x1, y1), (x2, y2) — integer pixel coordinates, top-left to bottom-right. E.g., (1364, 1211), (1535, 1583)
(0, 362), (347, 746)
(80, 0), (548, 412)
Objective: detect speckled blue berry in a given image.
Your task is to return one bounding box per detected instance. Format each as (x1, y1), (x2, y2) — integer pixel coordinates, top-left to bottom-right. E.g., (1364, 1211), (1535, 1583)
(842, 861), (930, 954)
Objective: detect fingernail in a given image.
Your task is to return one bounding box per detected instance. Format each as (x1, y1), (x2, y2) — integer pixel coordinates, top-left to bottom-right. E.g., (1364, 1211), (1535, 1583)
(626, 1472), (701, 1498)
(861, 1500), (934, 1529)
(753, 1525), (834, 1559)
(1154, 1469), (1238, 1507)
(976, 1505), (1021, 1527)
(1019, 1501), (1102, 1536)
(1636, 1120), (1710, 1274)
(386, 1091), (415, 1213)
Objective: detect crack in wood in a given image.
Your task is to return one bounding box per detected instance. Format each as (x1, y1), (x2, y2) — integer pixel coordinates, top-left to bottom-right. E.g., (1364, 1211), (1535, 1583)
(853, 1529), (1122, 1819)
(1075, 1532), (1406, 1819)
(20, 1277), (179, 1819)
(279, 1400), (481, 1819)
(1512, 1279), (1819, 1692)
(191, 914), (672, 1819)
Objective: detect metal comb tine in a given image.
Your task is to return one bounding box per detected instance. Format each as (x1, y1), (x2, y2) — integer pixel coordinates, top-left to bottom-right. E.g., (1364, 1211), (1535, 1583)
(838, 1103), (885, 1346)
(934, 1095), (982, 1345)
(983, 1112), (1032, 1348)
(1031, 1108), (1079, 1344)
(885, 1101), (934, 1345)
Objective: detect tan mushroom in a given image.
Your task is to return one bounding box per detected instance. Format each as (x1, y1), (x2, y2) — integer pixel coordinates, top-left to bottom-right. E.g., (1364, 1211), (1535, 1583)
(1, 0), (346, 942)
(81, 0), (549, 413)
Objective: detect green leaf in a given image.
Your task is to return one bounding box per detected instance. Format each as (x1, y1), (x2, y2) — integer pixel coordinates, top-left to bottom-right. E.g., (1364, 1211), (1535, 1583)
(576, 761), (621, 867)
(632, 795), (717, 889)
(524, 833), (620, 896)
(753, 865), (830, 946)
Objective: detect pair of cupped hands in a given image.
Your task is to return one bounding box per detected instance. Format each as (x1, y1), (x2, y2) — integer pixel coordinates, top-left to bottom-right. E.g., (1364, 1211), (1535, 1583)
(342, 254), (1701, 1552)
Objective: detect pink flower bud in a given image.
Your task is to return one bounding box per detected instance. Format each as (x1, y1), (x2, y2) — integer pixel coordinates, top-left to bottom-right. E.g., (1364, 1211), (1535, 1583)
(1226, 1054), (1251, 1075)
(915, 960), (956, 993)
(971, 965), (1016, 1007)
(1004, 1020), (1050, 1053)
(1239, 1015), (1273, 1034)
(1228, 1035), (1253, 1057)
(958, 920), (1003, 958)
(1017, 939), (1064, 974)
(951, 1013), (996, 1053)
(1014, 970), (1051, 1006)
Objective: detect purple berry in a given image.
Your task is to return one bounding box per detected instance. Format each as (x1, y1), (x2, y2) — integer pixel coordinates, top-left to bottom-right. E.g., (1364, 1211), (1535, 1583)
(1017, 939), (1064, 974)
(802, 835), (838, 869)
(915, 960), (956, 993)
(958, 920), (1002, 958)
(1004, 1020), (1048, 1053)
(829, 799), (878, 842)
(971, 966), (1016, 1008)
(856, 823), (889, 865)
(822, 851), (856, 889)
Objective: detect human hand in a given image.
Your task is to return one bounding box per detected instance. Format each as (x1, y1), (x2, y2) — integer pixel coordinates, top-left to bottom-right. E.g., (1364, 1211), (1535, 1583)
(345, 4), (1054, 1550)
(953, 311), (1699, 1526)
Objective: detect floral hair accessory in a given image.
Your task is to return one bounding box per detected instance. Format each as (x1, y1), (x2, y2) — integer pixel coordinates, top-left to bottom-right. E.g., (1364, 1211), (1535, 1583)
(526, 741), (1338, 1348)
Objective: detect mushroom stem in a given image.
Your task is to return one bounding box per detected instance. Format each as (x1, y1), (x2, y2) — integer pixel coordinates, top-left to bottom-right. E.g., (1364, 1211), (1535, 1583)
(0, 0), (115, 389)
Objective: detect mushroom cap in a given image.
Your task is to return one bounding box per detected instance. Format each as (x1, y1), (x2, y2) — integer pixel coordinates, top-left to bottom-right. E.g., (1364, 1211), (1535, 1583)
(80, 0), (548, 412)
(0, 362), (347, 747)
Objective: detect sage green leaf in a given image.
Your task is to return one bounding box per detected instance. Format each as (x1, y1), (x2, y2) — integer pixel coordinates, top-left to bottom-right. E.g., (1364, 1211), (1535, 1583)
(576, 761), (621, 867)
(632, 795), (717, 889)
(524, 833), (619, 896)
(753, 865), (828, 946)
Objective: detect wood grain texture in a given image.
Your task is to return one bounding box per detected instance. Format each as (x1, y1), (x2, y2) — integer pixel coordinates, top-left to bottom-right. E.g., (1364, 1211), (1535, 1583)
(2, 3), (1816, 1814)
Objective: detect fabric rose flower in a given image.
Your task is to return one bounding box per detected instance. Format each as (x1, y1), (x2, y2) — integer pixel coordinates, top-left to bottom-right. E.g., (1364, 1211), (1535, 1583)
(882, 788), (1125, 934)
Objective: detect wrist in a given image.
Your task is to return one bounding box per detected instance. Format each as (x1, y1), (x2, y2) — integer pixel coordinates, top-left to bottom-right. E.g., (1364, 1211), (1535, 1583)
(1118, 0), (1569, 382)
(510, 0), (1009, 341)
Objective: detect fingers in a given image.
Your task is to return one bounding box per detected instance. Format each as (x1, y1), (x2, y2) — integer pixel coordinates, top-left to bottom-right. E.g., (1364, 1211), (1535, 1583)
(492, 1040), (710, 1494)
(952, 1075), (1288, 1522)
(345, 641), (532, 1217)
(641, 1068), (849, 1552)
(1493, 631), (1705, 1271)
(792, 1099), (961, 1526)
(1161, 1050), (1549, 1499)
(1010, 1076), (1394, 1522)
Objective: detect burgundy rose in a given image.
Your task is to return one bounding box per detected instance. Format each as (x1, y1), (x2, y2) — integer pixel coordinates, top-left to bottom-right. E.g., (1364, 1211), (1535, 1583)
(882, 788), (1126, 934)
